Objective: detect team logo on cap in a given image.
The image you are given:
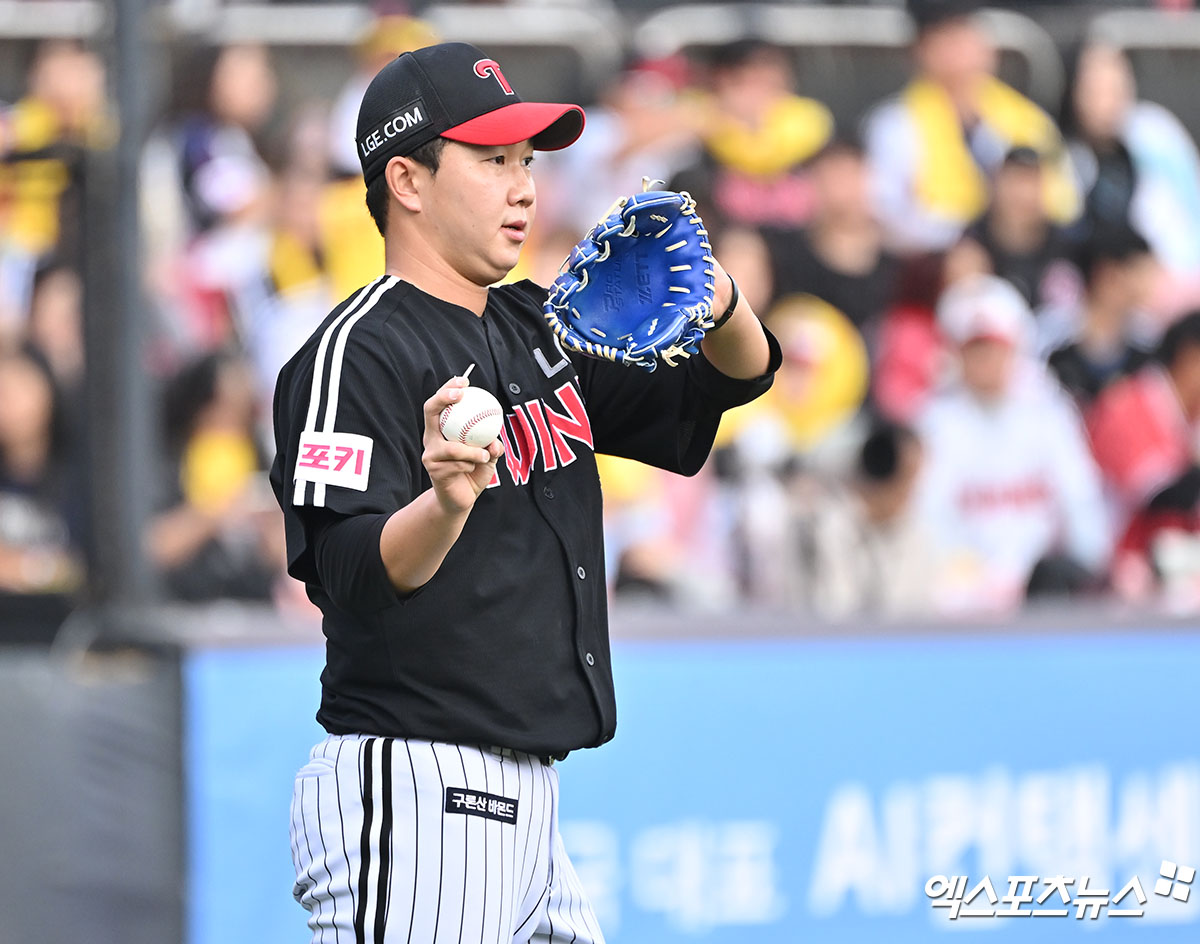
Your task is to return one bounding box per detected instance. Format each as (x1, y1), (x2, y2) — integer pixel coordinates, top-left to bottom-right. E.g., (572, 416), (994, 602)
(473, 58), (514, 95)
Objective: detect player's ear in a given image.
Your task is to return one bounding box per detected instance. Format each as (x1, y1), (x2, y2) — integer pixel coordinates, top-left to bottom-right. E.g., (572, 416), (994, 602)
(386, 156), (423, 213)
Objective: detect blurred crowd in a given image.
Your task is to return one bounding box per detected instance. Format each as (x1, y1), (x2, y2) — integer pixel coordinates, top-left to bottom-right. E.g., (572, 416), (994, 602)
(5, 1), (1200, 621)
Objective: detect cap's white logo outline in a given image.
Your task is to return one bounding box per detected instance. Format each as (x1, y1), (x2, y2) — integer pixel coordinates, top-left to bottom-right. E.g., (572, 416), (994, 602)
(473, 58), (514, 95)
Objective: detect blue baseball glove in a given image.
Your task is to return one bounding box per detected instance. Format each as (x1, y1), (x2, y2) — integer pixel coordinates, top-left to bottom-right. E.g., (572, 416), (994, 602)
(543, 184), (716, 370)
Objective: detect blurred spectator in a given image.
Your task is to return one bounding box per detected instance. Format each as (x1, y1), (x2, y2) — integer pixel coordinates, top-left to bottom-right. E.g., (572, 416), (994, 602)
(669, 39), (833, 236)
(145, 352), (285, 602)
(27, 258), (84, 396)
(950, 146), (1082, 312)
(1115, 466), (1200, 607)
(1046, 228), (1158, 405)
(717, 297), (870, 601)
(0, 345), (85, 595)
(323, 15), (438, 299)
(597, 455), (732, 608)
(175, 45), (276, 237)
(787, 418), (935, 619)
(234, 168), (335, 403)
(26, 260), (86, 465)
(0, 41), (106, 330)
(1087, 310), (1200, 525)
(1062, 41), (1200, 310)
(718, 294), (870, 463)
(872, 252), (949, 422)
(141, 44), (278, 360)
(754, 139), (901, 329)
(915, 275), (1110, 614)
(863, 1), (1078, 253)
(544, 55), (700, 238)
(1091, 313), (1200, 604)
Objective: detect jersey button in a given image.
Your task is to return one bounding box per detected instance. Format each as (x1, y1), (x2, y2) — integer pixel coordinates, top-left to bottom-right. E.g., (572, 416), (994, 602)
(543, 486), (555, 499)
(508, 382), (521, 395)
(576, 566), (586, 579)
(585, 652), (595, 667)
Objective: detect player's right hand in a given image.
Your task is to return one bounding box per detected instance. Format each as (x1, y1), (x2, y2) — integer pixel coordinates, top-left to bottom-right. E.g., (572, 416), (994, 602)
(421, 376), (505, 515)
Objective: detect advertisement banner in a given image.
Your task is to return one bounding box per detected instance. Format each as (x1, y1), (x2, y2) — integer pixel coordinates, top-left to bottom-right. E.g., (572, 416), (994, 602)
(185, 629), (1200, 943)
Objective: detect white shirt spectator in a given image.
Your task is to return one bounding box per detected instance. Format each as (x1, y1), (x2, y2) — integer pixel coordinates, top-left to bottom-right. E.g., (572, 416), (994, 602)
(916, 276), (1112, 613)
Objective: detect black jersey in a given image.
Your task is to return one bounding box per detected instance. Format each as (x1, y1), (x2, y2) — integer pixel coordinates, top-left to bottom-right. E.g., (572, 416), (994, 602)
(271, 275), (779, 756)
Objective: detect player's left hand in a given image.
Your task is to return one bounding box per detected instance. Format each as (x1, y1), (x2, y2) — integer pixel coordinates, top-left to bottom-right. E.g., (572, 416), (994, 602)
(543, 184), (716, 371)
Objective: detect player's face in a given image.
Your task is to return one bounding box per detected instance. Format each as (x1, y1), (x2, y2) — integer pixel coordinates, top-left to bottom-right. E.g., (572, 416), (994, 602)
(420, 140), (537, 288)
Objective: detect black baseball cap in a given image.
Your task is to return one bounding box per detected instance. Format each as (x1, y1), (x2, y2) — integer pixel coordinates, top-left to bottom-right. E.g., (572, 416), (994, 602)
(356, 42), (585, 184)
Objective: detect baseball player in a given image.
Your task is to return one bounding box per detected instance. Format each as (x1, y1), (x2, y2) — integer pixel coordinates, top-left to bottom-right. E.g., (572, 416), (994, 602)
(270, 42), (779, 943)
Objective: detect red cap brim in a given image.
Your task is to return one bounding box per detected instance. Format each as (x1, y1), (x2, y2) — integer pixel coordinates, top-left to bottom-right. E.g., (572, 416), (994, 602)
(441, 102), (585, 150)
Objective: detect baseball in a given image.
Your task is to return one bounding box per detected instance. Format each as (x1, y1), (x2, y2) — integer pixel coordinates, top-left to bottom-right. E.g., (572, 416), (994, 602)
(439, 385), (504, 447)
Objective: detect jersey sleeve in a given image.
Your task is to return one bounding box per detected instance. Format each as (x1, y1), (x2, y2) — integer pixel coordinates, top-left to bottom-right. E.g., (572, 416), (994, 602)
(572, 326), (782, 475)
(271, 326), (424, 586)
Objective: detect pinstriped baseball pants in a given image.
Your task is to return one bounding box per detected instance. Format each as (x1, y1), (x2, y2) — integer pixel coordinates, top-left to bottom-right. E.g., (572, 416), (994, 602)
(290, 734), (605, 944)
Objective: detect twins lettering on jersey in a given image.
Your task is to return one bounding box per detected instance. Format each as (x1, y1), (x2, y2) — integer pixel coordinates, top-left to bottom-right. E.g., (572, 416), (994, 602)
(488, 381), (594, 488)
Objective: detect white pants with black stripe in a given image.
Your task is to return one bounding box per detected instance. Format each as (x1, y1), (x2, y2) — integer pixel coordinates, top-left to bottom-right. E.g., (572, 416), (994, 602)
(290, 734), (605, 944)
